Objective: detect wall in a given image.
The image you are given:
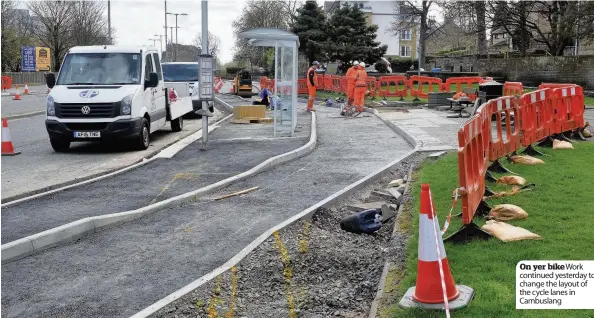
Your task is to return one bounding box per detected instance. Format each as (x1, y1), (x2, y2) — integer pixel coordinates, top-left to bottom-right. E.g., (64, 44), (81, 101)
(372, 14), (399, 56)
(429, 55), (594, 89)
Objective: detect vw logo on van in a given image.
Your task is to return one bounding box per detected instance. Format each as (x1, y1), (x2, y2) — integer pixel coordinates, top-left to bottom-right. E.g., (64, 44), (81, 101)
(79, 90), (99, 98)
(81, 106), (91, 114)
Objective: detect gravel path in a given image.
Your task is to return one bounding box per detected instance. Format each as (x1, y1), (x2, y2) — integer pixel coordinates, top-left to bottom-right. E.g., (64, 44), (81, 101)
(153, 154), (426, 318)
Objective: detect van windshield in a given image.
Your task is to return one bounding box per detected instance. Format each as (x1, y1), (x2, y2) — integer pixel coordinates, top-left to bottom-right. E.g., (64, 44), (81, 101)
(162, 63), (199, 82)
(56, 53), (141, 85)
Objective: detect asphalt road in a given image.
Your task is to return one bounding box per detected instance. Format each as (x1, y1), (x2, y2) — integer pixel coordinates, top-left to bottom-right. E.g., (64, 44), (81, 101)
(0, 109), (226, 201)
(1, 105), (413, 318)
(1, 110), (310, 243)
(1, 93), (47, 118)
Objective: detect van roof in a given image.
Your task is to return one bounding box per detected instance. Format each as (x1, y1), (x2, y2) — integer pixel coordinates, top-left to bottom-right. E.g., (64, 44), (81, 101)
(68, 46), (157, 54)
(162, 62), (199, 65)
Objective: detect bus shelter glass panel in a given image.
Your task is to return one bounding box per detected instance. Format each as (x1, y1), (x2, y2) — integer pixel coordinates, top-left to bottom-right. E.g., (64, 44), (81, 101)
(273, 41), (296, 136)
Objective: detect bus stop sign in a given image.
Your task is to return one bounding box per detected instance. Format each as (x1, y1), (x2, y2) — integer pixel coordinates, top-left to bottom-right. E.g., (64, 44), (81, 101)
(198, 54), (213, 101)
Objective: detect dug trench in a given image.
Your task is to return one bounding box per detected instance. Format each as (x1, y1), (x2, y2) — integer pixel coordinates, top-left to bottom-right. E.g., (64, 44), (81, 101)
(153, 153), (427, 318)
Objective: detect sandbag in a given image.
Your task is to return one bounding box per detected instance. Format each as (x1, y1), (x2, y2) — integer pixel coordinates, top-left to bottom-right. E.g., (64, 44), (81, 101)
(487, 204), (528, 221)
(481, 220), (542, 242)
(553, 139), (574, 150)
(583, 128), (593, 138)
(510, 155), (545, 165)
(496, 176), (526, 186)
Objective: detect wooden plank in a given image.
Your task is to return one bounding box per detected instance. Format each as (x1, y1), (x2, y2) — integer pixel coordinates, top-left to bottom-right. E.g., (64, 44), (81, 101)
(214, 186), (259, 201)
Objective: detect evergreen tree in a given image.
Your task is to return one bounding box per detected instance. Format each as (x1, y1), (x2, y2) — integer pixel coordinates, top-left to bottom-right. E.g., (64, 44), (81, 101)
(291, 0), (327, 64)
(325, 3), (387, 69)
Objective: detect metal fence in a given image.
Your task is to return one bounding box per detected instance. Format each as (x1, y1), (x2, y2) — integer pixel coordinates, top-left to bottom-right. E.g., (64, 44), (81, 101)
(1, 72), (47, 85)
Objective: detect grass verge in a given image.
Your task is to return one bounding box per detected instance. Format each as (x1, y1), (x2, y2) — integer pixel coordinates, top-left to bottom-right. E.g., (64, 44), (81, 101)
(384, 142), (594, 317)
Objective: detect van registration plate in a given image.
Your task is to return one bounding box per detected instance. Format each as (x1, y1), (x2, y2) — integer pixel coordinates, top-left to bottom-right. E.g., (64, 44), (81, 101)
(73, 131), (101, 138)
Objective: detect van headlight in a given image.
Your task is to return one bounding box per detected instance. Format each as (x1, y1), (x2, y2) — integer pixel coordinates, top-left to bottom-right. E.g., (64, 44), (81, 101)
(121, 95), (132, 115)
(46, 95), (55, 116)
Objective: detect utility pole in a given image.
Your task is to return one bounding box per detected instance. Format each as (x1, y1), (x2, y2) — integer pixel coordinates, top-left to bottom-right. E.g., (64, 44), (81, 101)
(155, 34), (164, 57)
(149, 38), (157, 47)
(166, 12), (187, 61)
(164, 26), (178, 61)
(164, 1), (167, 51)
(107, 0), (111, 44)
(200, 0), (209, 149)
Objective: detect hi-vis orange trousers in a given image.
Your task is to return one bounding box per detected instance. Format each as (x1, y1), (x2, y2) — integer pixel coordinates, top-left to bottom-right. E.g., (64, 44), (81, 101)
(307, 86), (316, 111)
(354, 86), (366, 112)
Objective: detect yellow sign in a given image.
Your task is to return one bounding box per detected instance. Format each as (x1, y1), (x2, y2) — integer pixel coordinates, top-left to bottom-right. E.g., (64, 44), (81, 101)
(36, 47), (51, 71)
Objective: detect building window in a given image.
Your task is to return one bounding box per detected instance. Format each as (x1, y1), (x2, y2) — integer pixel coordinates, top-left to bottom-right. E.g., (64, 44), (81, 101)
(400, 46), (411, 57)
(400, 29), (411, 40)
(494, 34), (499, 39)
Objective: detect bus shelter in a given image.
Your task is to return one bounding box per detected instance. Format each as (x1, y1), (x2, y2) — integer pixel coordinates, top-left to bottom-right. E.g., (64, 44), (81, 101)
(238, 28), (299, 136)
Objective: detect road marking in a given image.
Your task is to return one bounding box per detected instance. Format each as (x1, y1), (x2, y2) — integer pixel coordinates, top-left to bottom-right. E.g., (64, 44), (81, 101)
(225, 267), (238, 318)
(273, 231), (297, 318)
(298, 221), (312, 254)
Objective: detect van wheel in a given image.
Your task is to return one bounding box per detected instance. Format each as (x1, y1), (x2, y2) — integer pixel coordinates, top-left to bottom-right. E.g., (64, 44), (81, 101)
(50, 138), (70, 152)
(133, 118), (150, 150)
(171, 116), (183, 132)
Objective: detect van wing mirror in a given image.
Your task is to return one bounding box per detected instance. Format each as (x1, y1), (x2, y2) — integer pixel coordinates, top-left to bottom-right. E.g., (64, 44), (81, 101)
(146, 72), (159, 88)
(46, 73), (56, 88)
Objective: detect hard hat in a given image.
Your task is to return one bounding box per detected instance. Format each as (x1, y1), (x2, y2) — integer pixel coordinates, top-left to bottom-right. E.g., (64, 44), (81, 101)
(359, 62), (366, 67)
(353, 61), (359, 66)
(313, 61), (319, 65)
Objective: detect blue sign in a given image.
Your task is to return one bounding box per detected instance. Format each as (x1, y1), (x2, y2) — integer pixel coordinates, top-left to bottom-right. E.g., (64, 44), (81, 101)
(21, 46), (36, 72)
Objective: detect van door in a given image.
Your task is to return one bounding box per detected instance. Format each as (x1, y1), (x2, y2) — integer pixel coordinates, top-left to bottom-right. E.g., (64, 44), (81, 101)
(152, 52), (166, 121)
(143, 53), (165, 133)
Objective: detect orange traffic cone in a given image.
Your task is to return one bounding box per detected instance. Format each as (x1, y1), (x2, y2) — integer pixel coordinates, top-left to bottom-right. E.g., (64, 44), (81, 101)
(1, 118), (21, 156)
(24, 82), (30, 94)
(13, 90), (21, 100)
(399, 184), (473, 313)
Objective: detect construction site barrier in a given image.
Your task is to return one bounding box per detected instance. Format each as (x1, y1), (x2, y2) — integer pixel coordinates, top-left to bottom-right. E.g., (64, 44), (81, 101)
(410, 75), (444, 99)
(297, 79), (308, 95)
(519, 89), (554, 145)
(485, 96), (521, 161)
(538, 83), (577, 90)
(377, 75), (408, 99)
(503, 82), (523, 97)
(551, 86), (585, 133)
(323, 75), (332, 91)
(330, 75), (342, 93)
(456, 113), (488, 226)
(1, 76), (12, 91)
(316, 74), (325, 90)
(366, 77), (378, 98)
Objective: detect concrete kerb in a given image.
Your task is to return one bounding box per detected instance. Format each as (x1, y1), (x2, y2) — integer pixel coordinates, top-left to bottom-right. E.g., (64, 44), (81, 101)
(0, 112), (317, 264)
(130, 111), (420, 318)
(369, 163), (417, 318)
(1, 113), (231, 206)
(4, 110), (46, 120)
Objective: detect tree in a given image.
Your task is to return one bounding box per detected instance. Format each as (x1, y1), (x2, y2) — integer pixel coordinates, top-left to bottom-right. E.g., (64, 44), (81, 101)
(291, 0), (327, 64)
(388, 1), (434, 69)
(193, 31), (221, 63)
(69, 1), (111, 46)
(440, 1), (488, 55)
(231, 0), (296, 70)
(324, 3), (387, 70)
(28, 0), (75, 71)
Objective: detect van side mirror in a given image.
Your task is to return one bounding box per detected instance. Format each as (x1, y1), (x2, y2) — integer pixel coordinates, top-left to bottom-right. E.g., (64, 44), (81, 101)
(145, 72), (159, 89)
(46, 73), (56, 88)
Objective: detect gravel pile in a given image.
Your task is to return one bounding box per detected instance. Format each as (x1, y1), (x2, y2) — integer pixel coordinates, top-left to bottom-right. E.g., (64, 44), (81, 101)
(154, 154), (425, 318)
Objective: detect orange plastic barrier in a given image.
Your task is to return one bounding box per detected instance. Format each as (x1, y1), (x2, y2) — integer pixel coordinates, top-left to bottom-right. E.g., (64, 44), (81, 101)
(1, 76), (12, 91)
(297, 78), (308, 95)
(366, 77), (378, 98)
(410, 76), (443, 99)
(538, 83), (576, 90)
(316, 74), (325, 90)
(340, 77), (348, 94)
(457, 114), (488, 225)
(550, 85), (585, 133)
(484, 96), (521, 161)
(519, 89), (554, 146)
(331, 75), (342, 93)
(259, 77), (268, 90)
(377, 75), (408, 99)
(503, 82), (523, 97)
(443, 76), (483, 100)
(323, 75), (332, 92)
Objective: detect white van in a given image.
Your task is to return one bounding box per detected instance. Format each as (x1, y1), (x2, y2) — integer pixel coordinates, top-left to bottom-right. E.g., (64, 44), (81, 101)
(162, 62), (214, 114)
(45, 45), (192, 152)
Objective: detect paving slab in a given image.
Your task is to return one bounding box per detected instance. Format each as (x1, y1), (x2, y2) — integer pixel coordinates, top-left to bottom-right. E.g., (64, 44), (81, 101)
(1, 110), (310, 243)
(1, 104), (412, 318)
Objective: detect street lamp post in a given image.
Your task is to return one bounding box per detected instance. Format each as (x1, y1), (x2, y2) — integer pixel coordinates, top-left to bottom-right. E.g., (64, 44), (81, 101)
(166, 12), (187, 61)
(107, 0), (112, 44)
(163, 26), (178, 62)
(154, 34), (164, 57)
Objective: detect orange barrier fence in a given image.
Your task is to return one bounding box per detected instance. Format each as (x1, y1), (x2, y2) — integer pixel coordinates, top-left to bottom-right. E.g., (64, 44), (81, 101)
(485, 96), (521, 161)
(503, 82), (523, 96)
(297, 79), (308, 95)
(447, 84), (586, 242)
(1, 76), (12, 90)
(410, 75), (444, 99)
(456, 114), (488, 226)
(377, 75), (408, 99)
